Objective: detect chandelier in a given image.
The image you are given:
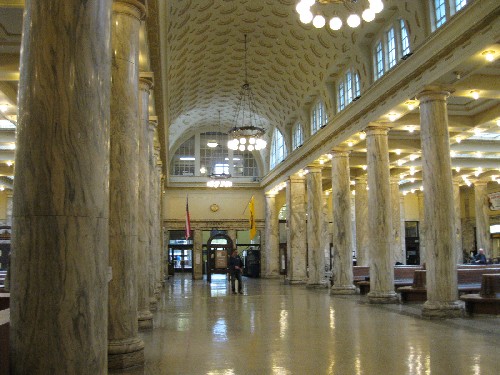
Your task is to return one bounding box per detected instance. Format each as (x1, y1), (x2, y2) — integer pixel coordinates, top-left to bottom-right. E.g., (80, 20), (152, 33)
(207, 111), (233, 188)
(227, 35), (267, 152)
(295, 0), (384, 30)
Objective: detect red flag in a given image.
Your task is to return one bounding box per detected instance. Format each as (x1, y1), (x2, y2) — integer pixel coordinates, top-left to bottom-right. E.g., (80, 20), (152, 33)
(185, 196), (191, 240)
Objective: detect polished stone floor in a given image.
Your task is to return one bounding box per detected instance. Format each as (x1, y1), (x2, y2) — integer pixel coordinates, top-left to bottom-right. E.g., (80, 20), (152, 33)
(117, 274), (500, 375)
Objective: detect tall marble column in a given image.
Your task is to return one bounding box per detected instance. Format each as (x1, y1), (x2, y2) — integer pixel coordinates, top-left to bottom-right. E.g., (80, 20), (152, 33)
(264, 193), (280, 278)
(193, 230), (203, 280)
(453, 179), (463, 264)
(417, 88), (462, 318)
(417, 191), (426, 265)
(390, 178), (404, 265)
(6, 192), (12, 226)
(322, 192), (332, 274)
(400, 193), (407, 264)
(306, 165), (327, 288)
(157, 166), (165, 285)
(474, 181), (491, 257)
(366, 125), (398, 303)
(108, 0), (146, 368)
(286, 176), (307, 284)
(148, 120), (160, 298)
(228, 229), (237, 249)
(137, 73), (154, 327)
(10, 1), (112, 373)
(355, 177), (369, 266)
(330, 152), (356, 294)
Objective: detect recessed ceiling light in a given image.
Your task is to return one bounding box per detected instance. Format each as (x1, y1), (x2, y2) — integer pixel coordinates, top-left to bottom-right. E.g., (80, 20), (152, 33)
(470, 90), (480, 100)
(482, 50), (495, 62)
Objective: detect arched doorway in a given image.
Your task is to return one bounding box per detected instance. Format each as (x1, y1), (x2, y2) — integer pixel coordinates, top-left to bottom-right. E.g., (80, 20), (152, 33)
(206, 233), (233, 283)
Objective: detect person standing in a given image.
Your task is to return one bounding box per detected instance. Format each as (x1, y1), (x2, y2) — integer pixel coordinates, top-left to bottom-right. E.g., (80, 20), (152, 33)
(229, 249), (244, 294)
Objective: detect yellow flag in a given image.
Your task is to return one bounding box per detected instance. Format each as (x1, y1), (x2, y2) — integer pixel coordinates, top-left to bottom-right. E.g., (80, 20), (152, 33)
(249, 196), (256, 240)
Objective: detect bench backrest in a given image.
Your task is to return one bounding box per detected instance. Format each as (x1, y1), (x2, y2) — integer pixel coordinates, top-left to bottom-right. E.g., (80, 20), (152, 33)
(353, 266), (369, 279)
(411, 268), (500, 288)
(480, 274), (500, 297)
(394, 266), (422, 280)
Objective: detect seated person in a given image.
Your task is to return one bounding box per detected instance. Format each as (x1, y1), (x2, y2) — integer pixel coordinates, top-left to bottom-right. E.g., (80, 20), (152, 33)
(472, 248), (487, 264)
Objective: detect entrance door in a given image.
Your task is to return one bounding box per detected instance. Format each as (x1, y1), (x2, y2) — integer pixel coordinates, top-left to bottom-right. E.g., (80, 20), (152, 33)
(170, 247), (193, 273)
(206, 233), (234, 283)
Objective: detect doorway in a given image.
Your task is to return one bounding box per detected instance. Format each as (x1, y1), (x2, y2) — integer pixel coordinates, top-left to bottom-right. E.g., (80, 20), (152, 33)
(170, 247), (193, 273)
(206, 233), (234, 283)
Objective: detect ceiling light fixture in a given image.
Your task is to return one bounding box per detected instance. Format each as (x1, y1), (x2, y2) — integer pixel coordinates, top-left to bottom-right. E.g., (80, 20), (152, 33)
(482, 50), (495, 62)
(388, 113), (398, 122)
(359, 131), (366, 140)
(470, 90), (480, 100)
(227, 35), (267, 152)
(296, 0), (384, 31)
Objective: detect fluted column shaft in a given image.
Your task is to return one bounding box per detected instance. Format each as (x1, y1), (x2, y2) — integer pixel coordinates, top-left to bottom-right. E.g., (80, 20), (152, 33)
(286, 176), (307, 284)
(322, 193), (332, 274)
(264, 193), (280, 278)
(306, 166), (327, 287)
(400, 193), (407, 264)
(417, 191), (426, 265)
(453, 179), (463, 264)
(157, 166), (164, 285)
(366, 126), (398, 303)
(474, 181), (491, 256)
(108, 1), (146, 368)
(330, 152), (356, 294)
(11, 1), (111, 373)
(417, 88), (462, 318)
(354, 177), (369, 266)
(390, 178), (404, 265)
(136, 74), (154, 328)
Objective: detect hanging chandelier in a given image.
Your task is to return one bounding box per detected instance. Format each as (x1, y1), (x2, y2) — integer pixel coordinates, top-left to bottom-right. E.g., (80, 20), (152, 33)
(295, 0), (384, 30)
(207, 111), (233, 188)
(227, 35), (267, 152)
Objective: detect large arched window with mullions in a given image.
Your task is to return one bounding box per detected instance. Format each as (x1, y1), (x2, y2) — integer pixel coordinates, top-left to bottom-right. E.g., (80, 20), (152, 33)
(311, 100), (328, 135)
(270, 127), (287, 170)
(337, 68), (361, 112)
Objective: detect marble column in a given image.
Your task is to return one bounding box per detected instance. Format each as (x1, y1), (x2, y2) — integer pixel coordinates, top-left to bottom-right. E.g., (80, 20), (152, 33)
(366, 125), (398, 303)
(390, 178), (404, 265)
(10, 1), (112, 373)
(474, 181), (491, 257)
(286, 176), (307, 284)
(137, 73), (154, 327)
(157, 166), (165, 285)
(264, 193), (280, 278)
(146, 114), (160, 311)
(108, 0), (146, 368)
(417, 88), (462, 318)
(453, 179), (463, 264)
(228, 229), (237, 249)
(322, 193), (332, 274)
(417, 191), (426, 265)
(400, 193), (407, 264)
(193, 230), (203, 280)
(330, 152), (356, 294)
(355, 177), (369, 266)
(6, 192), (12, 226)
(306, 166), (327, 288)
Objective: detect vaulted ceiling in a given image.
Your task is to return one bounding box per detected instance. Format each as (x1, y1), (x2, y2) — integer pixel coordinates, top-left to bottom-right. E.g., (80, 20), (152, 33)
(1, 0), (499, 193)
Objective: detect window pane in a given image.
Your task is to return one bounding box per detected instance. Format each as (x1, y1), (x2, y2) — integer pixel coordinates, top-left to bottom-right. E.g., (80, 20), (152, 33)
(338, 81), (345, 111)
(375, 41), (384, 79)
(435, 0), (446, 28)
(171, 136), (195, 176)
(346, 71), (353, 104)
(354, 73), (361, 97)
(270, 128), (286, 169)
(455, 0), (467, 11)
(292, 123), (303, 150)
(311, 107), (318, 134)
(387, 27), (396, 69)
(400, 19), (410, 56)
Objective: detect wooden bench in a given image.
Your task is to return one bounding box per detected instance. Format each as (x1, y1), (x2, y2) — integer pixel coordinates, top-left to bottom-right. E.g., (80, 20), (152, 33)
(460, 274), (500, 315)
(356, 266), (422, 295)
(398, 266), (500, 302)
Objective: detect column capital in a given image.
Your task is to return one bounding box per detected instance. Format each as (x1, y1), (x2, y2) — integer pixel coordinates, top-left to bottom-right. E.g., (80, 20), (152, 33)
(355, 176), (367, 184)
(288, 175), (305, 183)
(329, 150), (350, 159)
(265, 191), (277, 198)
(474, 180), (488, 187)
(390, 176), (400, 184)
(113, 0), (147, 21)
(366, 123), (390, 135)
(139, 72), (154, 92)
(306, 164), (323, 174)
(416, 86), (451, 103)
(148, 116), (158, 133)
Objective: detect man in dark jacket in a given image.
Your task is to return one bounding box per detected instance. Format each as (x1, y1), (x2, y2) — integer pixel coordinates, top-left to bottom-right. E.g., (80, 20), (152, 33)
(228, 249), (244, 294)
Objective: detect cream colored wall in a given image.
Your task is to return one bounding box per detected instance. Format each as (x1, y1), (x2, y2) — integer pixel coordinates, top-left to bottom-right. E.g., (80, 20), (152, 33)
(0, 190), (7, 222)
(403, 193), (419, 221)
(163, 188), (265, 221)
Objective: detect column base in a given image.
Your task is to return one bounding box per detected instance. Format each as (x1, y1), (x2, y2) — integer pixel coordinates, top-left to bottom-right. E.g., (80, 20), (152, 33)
(330, 285), (357, 295)
(108, 337), (145, 370)
(367, 290), (399, 304)
(422, 300), (464, 319)
(261, 274), (281, 279)
(306, 282), (329, 289)
(286, 279), (306, 285)
(138, 310), (153, 331)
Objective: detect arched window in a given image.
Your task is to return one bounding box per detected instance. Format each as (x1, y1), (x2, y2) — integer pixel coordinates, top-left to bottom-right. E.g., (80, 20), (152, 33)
(270, 127), (287, 169)
(311, 100), (328, 135)
(292, 123), (303, 150)
(373, 18), (412, 81)
(337, 69), (361, 112)
(431, 0), (468, 31)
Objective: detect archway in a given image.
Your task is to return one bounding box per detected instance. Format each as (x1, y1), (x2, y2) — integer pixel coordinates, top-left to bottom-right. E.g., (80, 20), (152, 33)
(206, 233), (234, 283)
